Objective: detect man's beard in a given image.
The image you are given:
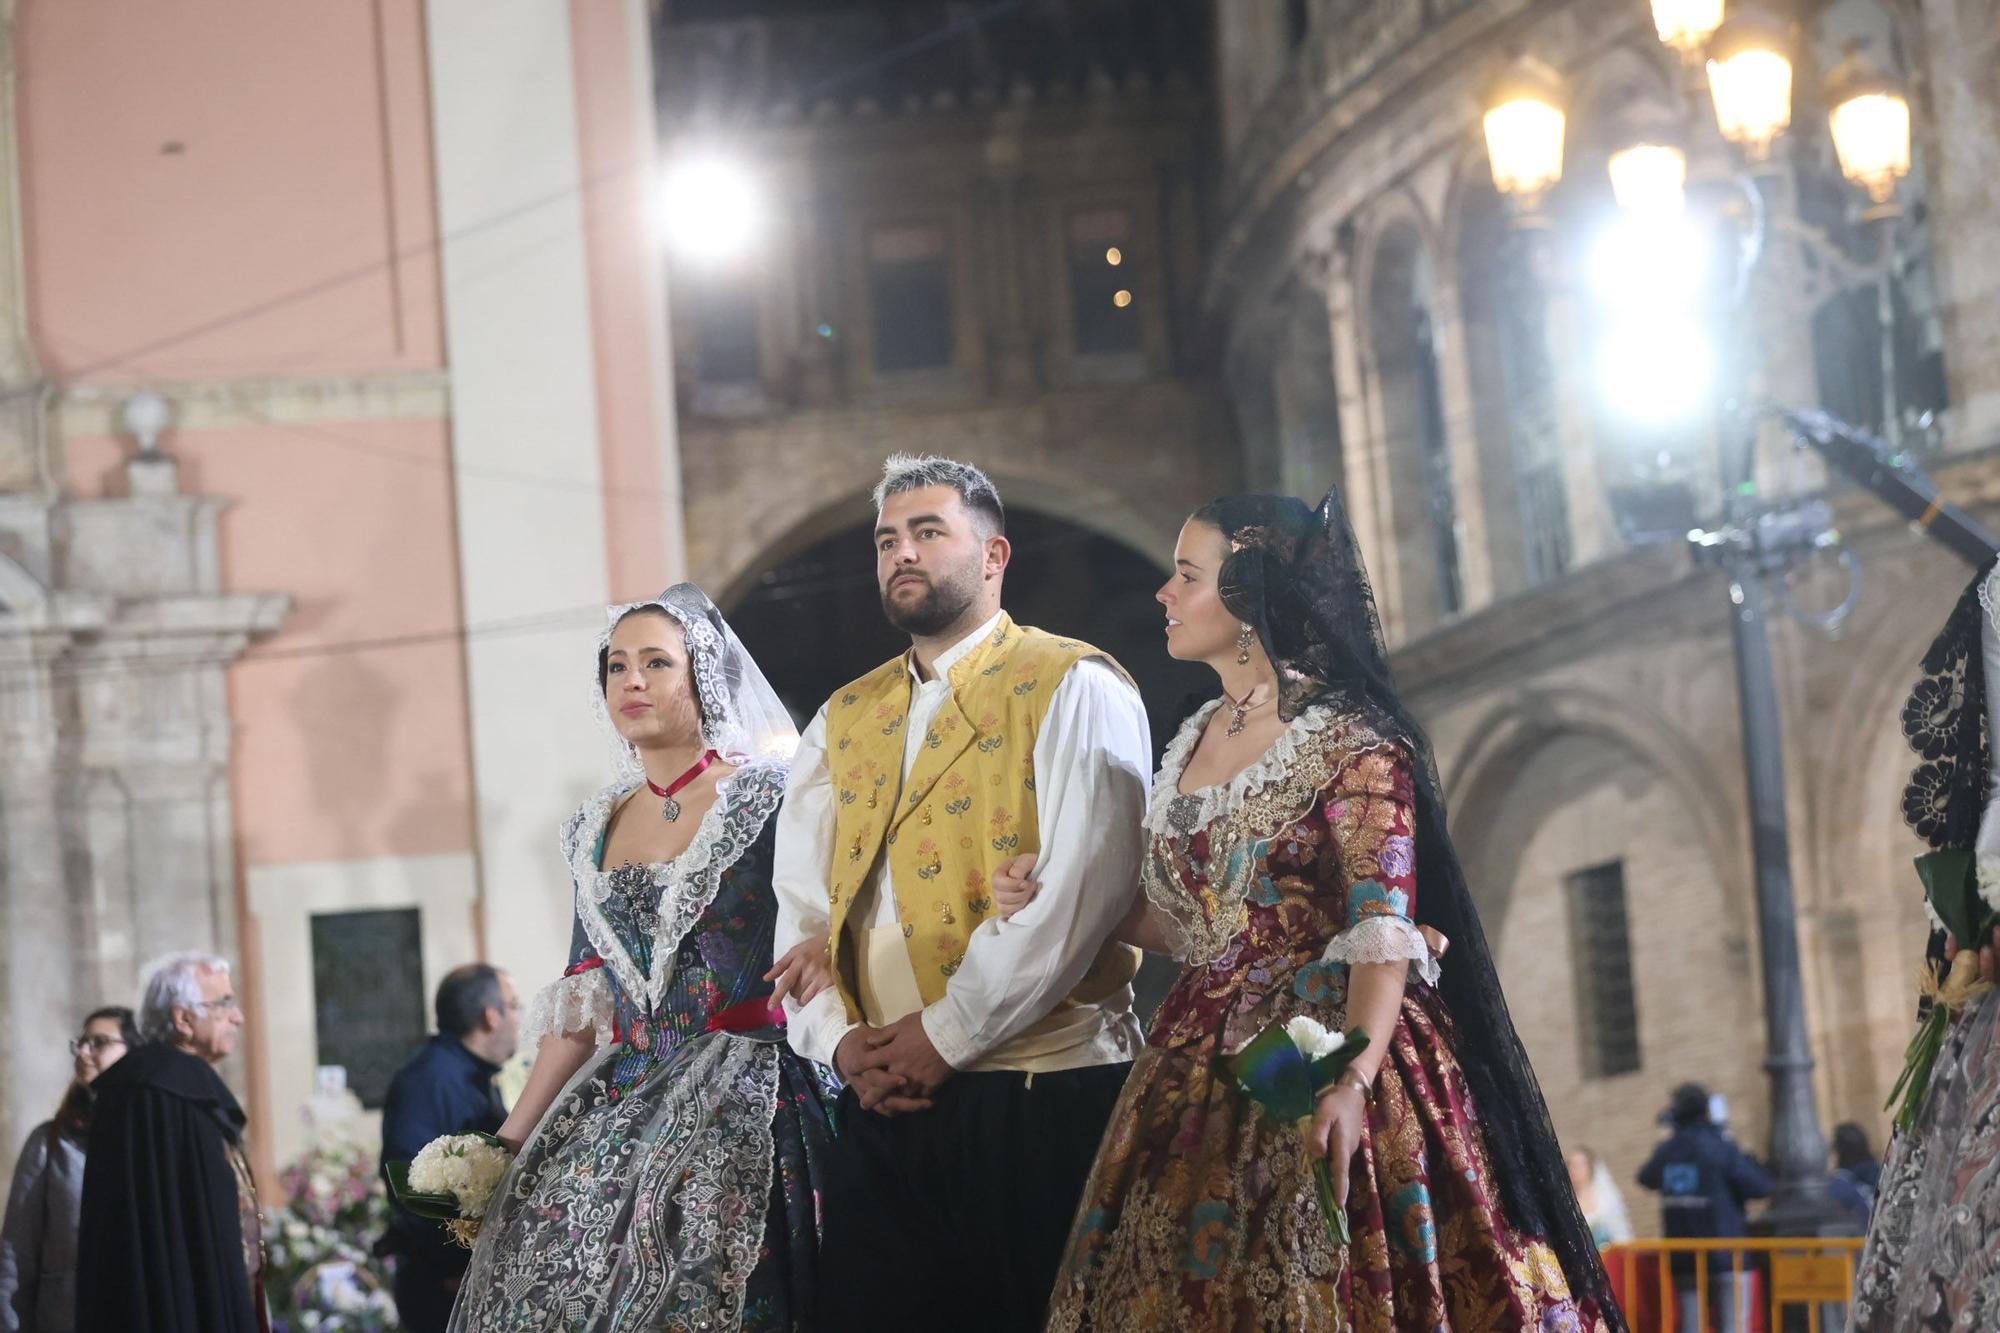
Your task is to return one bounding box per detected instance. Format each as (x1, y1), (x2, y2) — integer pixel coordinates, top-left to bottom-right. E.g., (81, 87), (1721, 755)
(881, 565), (980, 636)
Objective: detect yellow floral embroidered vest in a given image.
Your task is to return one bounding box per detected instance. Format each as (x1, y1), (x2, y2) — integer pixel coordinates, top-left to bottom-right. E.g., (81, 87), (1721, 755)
(824, 614), (1143, 1020)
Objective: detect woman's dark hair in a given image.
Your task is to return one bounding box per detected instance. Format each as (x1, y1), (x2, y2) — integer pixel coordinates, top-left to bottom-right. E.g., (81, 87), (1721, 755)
(1189, 490), (1621, 1323)
(55, 1005), (140, 1141)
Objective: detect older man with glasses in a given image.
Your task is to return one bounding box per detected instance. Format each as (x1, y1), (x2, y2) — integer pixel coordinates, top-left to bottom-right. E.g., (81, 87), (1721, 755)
(73, 952), (263, 1333)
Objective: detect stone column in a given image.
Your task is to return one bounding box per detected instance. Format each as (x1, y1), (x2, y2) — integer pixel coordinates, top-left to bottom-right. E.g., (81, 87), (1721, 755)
(0, 607), (94, 1169)
(19, 446), (287, 1122)
(1318, 231), (1413, 642)
(0, 0), (47, 496)
(1910, 0), (2000, 449)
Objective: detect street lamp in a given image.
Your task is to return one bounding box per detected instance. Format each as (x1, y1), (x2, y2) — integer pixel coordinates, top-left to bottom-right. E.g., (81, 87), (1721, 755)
(1479, 19), (1921, 1235)
(1650, 0), (1726, 65)
(1704, 9), (1795, 163)
(1607, 142), (1689, 217)
(1480, 55), (1566, 215)
(1825, 48), (1913, 217)
(657, 150), (764, 267)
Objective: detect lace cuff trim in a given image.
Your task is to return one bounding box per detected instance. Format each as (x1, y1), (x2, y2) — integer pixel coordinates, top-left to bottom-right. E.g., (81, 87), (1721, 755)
(521, 969), (614, 1050)
(1320, 915), (1440, 988)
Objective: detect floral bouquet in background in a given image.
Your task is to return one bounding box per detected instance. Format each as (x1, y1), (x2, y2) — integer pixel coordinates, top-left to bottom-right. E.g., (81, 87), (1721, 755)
(1227, 1016), (1368, 1246)
(387, 1132), (513, 1250)
(265, 1128), (400, 1333)
(1887, 849), (1998, 1132)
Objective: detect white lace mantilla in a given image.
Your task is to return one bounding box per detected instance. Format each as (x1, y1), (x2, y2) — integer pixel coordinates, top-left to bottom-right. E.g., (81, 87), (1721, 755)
(1321, 915), (1441, 988)
(558, 756), (787, 1015)
(520, 968), (615, 1050)
(1143, 701), (1371, 840)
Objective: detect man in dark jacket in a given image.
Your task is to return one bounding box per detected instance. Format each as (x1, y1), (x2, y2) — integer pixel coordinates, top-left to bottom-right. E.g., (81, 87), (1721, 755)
(75, 952), (260, 1333)
(376, 964), (518, 1332)
(1638, 1083), (1774, 1332)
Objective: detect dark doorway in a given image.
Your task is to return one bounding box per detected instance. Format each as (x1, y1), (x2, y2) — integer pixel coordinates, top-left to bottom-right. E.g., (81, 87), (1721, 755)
(727, 507), (1209, 761)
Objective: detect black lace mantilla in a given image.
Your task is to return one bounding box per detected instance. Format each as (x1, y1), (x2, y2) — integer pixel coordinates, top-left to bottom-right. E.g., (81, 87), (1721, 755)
(1901, 561), (1997, 850)
(1191, 488), (1622, 1325)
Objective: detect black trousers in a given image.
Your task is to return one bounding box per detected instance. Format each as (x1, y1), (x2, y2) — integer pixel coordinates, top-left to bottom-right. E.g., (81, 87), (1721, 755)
(390, 1262), (460, 1333)
(817, 1063), (1130, 1333)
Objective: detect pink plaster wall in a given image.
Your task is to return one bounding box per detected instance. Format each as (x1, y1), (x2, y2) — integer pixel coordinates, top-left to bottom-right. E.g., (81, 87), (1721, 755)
(570, 0), (675, 598)
(65, 424), (475, 866)
(16, 0), (443, 380)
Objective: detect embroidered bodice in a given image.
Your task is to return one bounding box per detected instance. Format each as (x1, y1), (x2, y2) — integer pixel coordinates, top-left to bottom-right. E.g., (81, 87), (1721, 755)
(521, 758), (791, 1082)
(1142, 701), (1433, 1053)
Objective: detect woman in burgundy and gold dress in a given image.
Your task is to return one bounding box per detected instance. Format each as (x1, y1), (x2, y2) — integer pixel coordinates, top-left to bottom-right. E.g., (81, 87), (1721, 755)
(1005, 491), (1620, 1332)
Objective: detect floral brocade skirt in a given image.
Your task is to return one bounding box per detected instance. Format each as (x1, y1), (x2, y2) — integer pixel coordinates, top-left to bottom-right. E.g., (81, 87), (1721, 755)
(449, 1031), (836, 1332)
(1046, 987), (1609, 1332)
(1852, 989), (2000, 1330)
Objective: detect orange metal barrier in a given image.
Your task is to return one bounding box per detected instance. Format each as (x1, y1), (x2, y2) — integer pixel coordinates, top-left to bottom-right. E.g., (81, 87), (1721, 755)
(1600, 1237), (1865, 1333)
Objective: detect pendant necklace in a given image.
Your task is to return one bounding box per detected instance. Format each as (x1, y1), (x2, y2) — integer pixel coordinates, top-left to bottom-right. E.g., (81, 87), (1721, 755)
(1222, 683), (1269, 738)
(647, 749), (719, 822)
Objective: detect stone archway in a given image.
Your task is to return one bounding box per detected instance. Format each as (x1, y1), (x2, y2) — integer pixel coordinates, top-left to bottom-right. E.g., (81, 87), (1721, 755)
(1445, 709), (1761, 1201)
(676, 380), (1234, 613)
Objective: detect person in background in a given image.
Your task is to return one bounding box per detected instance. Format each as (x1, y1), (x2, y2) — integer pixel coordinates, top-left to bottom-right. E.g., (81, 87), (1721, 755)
(0, 1007), (138, 1333)
(1637, 1082), (1773, 1333)
(73, 952), (262, 1333)
(1569, 1146), (1635, 1249)
(1828, 1122), (1882, 1233)
(375, 965), (519, 1332)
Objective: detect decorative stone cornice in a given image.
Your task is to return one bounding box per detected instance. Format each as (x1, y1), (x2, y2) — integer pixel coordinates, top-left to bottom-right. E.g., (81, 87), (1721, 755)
(55, 370), (449, 437)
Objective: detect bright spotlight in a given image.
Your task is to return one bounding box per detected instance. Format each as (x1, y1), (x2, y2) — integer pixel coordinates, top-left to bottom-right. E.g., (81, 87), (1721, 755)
(1600, 312), (1712, 420)
(658, 153), (761, 266)
(1588, 214), (1710, 313)
(1598, 315), (1714, 422)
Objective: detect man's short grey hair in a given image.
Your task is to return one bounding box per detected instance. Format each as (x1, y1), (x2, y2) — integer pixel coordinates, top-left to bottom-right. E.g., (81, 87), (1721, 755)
(872, 454), (1005, 536)
(139, 951), (231, 1041)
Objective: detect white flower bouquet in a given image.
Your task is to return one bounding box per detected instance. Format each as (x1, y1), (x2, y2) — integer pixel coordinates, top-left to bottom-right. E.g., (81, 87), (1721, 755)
(386, 1132), (513, 1250)
(1227, 1014), (1369, 1245)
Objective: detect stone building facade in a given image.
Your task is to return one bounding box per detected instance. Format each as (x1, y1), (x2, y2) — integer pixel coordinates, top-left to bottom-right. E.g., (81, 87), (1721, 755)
(655, 0), (1233, 629)
(0, 0), (680, 1182)
(1210, 0), (2000, 1208)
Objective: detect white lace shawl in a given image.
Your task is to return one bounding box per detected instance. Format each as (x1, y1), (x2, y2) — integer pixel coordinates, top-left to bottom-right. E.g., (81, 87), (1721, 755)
(521, 755), (788, 1048)
(1142, 700), (1437, 985)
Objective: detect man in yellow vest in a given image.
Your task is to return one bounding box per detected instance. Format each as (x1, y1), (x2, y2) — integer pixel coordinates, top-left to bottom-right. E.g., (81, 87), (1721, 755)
(772, 455), (1152, 1331)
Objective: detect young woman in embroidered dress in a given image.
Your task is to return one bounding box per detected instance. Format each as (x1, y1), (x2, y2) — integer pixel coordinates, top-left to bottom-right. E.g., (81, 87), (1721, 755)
(997, 492), (1620, 1331)
(449, 584), (839, 1333)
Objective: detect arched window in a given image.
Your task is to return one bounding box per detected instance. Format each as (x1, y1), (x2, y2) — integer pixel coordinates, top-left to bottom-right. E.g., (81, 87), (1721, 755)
(1369, 222), (1462, 626)
(1456, 168), (1571, 592)
(1271, 281), (1344, 499)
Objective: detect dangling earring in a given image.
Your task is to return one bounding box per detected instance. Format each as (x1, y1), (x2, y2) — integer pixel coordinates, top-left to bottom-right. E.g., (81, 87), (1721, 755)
(1235, 624), (1255, 665)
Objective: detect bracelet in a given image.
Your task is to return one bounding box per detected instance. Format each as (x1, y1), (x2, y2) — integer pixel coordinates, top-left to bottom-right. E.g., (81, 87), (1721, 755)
(1337, 1066), (1373, 1095)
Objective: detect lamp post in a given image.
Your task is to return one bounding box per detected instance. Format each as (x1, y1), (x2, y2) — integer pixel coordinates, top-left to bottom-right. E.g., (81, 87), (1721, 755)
(1482, 14), (1917, 1234)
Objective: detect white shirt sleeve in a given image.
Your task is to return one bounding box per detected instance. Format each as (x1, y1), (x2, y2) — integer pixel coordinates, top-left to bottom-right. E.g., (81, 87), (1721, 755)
(921, 659), (1152, 1069)
(771, 705), (859, 1069)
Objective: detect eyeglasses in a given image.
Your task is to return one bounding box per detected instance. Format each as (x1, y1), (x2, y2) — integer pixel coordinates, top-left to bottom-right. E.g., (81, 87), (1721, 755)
(194, 996), (243, 1014)
(69, 1035), (127, 1056)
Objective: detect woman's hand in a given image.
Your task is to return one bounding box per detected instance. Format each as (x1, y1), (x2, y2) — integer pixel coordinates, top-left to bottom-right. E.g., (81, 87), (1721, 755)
(764, 932), (834, 1007)
(1309, 1081), (1367, 1204)
(992, 853), (1041, 919)
(1942, 924), (2000, 985)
